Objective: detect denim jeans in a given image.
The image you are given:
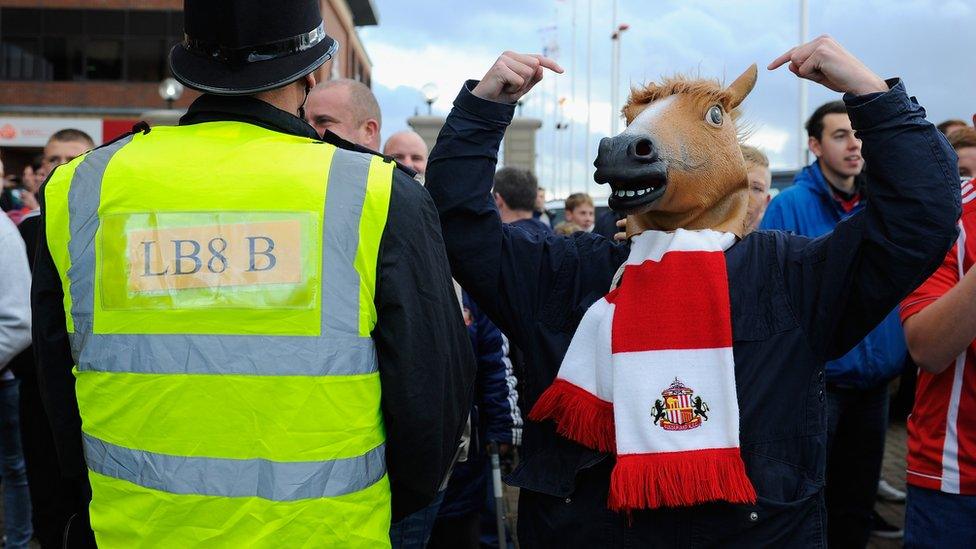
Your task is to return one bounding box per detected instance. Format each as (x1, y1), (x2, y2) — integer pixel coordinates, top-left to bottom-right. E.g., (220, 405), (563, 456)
(905, 485), (976, 548)
(0, 377), (32, 549)
(390, 491), (445, 549)
(824, 383), (888, 549)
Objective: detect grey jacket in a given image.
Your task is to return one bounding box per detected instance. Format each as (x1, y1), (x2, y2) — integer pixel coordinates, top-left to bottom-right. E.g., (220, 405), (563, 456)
(0, 213), (31, 369)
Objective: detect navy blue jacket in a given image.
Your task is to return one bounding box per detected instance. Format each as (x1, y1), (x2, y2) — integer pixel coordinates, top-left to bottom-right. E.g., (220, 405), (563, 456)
(426, 80), (959, 547)
(761, 161), (907, 388)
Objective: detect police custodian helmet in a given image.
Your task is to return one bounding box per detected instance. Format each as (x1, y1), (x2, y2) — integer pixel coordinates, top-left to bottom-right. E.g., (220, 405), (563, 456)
(169, 0), (339, 96)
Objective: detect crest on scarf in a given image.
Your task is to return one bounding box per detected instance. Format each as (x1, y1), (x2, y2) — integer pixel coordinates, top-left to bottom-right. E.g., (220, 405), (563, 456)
(651, 378), (709, 431)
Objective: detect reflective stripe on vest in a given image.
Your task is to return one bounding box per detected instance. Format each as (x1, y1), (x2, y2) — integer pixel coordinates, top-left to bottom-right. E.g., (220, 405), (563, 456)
(44, 122), (395, 547)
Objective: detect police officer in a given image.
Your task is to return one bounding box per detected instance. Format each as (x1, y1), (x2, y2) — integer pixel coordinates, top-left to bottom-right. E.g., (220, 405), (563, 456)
(31, 1), (475, 546)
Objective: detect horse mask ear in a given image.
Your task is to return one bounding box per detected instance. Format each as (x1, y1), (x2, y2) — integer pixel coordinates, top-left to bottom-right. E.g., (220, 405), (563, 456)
(724, 64), (758, 110)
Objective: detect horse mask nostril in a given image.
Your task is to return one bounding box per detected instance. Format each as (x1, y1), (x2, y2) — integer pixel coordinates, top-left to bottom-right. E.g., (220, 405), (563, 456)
(628, 137), (658, 162)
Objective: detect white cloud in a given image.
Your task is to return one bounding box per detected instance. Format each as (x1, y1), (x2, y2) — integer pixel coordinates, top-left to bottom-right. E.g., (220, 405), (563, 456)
(367, 41), (499, 114)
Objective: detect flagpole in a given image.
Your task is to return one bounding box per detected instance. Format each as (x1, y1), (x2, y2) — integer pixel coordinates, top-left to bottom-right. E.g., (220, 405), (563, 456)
(798, 0), (808, 168)
(569, 0), (577, 193)
(584, 0), (592, 194)
(610, 0), (618, 137)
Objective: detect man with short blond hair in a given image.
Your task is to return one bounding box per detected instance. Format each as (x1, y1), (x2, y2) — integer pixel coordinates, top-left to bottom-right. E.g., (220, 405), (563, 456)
(740, 144), (772, 233)
(305, 78), (382, 149)
(563, 192), (595, 232)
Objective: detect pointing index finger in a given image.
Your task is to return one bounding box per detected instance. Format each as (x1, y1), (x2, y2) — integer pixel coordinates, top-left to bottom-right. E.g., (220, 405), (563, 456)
(532, 54), (565, 74)
(767, 48), (795, 71)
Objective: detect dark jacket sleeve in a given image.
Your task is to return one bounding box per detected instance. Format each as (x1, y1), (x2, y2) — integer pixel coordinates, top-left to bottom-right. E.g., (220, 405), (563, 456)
(31, 185), (88, 479)
(467, 296), (521, 446)
(425, 82), (629, 347)
(780, 79), (960, 361)
(373, 171), (476, 521)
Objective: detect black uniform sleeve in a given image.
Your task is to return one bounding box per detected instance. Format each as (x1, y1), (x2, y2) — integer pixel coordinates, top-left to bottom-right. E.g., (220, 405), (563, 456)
(373, 171), (476, 521)
(781, 79), (960, 361)
(30, 186), (89, 479)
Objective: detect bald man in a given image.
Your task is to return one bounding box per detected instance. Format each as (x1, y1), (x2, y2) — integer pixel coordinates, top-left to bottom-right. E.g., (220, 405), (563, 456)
(383, 131), (429, 177)
(305, 78), (382, 150)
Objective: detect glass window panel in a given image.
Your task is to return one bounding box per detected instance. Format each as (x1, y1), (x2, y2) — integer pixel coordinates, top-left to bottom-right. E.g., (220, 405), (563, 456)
(85, 38), (122, 80)
(43, 36), (84, 81)
(0, 37), (41, 80)
(85, 10), (125, 36)
(126, 37), (165, 82)
(1, 8), (42, 36)
(129, 11), (167, 36)
(43, 9), (85, 36)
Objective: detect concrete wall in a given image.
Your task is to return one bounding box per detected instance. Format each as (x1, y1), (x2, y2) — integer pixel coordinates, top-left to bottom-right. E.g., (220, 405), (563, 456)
(408, 115), (543, 174)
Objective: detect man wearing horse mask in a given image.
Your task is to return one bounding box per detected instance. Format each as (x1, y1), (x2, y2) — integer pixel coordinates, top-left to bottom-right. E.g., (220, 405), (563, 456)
(425, 36), (959, 546)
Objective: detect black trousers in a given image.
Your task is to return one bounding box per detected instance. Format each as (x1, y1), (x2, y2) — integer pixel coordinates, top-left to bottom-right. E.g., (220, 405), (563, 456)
(17, 365), (93, 548)
(824, 384), (889, 549)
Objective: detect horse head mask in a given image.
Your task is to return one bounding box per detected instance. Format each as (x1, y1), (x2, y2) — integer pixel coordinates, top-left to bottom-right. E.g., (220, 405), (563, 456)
(594, 65), (758, 237)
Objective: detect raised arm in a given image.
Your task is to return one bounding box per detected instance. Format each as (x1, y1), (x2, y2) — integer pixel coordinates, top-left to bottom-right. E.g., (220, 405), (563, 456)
(427, 53), (627, 341)
(770, 36), (960, 360)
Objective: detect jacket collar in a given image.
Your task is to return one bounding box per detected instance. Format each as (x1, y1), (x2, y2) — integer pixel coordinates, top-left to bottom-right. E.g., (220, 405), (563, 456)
(180, 94), (321, 140)
(794, 160), (863, 217)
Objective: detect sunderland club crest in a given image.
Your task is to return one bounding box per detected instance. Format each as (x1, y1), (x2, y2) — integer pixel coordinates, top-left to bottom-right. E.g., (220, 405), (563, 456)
(651, 378), (709, 431)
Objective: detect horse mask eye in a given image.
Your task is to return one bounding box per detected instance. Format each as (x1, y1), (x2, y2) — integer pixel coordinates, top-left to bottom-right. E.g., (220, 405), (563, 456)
(706, 105), (723, 127)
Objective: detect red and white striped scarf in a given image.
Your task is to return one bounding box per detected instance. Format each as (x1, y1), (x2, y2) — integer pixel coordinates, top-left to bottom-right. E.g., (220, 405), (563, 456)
(529, 229), (756, 512)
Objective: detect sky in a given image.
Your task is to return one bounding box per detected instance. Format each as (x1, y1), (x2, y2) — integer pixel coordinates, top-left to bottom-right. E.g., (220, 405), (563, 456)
(359, 0), (976, 199)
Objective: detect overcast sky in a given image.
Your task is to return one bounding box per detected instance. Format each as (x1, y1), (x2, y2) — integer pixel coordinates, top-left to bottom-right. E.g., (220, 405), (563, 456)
(360, 0), (975, 198)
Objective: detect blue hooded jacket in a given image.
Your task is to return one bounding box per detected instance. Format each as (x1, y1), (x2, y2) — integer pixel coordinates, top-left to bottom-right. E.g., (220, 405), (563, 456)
(760, 161), (907, 388)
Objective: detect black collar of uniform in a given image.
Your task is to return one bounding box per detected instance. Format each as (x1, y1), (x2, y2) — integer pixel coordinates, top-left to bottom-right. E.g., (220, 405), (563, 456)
(179, 93), (417, 178)
(180, 93), (321, 140)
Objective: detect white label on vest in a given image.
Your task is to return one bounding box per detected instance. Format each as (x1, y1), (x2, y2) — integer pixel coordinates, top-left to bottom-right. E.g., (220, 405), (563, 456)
(127, 219), (303, 293)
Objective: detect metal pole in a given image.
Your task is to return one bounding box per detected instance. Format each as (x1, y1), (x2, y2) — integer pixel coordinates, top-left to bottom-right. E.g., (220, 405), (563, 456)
(569, 0), (577, 192)
(489, 443), (507, 548)
(610, 0), (618, 136)
(584, 0), (593, 194)
(798, 0), (809, 168)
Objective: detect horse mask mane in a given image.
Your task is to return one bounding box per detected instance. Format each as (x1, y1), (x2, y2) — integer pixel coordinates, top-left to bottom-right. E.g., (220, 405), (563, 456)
(593, 65), (758, 237)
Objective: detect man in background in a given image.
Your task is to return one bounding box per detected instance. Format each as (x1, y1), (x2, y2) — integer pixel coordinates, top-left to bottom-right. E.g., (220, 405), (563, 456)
(383, 130), (428, 179)
(563, 192), (595, 232)
(937, 119), (969, 137)
(949, 127), (976, 179)
(898, 174), (976, 547)
(305, 78), (382, 150)
(762, 100), (908, 544)
(35, 129), (94, 182)
(11, 128), (93, 548)
(741, 145), (772, 234)
(0, 196), (32, 549)
(493, 167), (551, 236)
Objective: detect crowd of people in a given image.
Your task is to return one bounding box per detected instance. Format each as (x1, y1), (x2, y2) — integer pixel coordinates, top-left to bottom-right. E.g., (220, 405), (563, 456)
(0, 2), (974, 547)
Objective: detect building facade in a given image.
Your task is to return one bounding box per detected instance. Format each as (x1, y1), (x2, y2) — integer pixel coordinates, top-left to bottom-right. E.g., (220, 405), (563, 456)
(0, 0), (377, 176)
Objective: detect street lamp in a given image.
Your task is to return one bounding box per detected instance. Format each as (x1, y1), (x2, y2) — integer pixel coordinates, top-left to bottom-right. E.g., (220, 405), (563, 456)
(421, 82), (439, 115)
(158, 78), (184, 110)
(610, 23), (630, 136)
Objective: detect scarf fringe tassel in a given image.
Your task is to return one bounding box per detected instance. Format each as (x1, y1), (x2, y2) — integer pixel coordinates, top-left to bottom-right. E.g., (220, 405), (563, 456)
(528, 378), (616, 454)
(609, 449), (757, 512)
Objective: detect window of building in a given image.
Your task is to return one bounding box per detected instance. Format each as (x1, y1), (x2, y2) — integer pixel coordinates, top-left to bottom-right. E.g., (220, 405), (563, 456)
(0, 7), (182, 82)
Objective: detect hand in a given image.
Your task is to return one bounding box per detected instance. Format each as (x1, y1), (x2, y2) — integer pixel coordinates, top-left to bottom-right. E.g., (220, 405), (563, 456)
(472, 51), (564, 104)
(614, 218), (628, 242)
(768, 35), (888, 96)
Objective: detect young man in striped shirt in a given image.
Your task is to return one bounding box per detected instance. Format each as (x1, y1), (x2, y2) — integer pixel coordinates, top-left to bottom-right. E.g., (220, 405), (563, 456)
(900, 177), (976, 546)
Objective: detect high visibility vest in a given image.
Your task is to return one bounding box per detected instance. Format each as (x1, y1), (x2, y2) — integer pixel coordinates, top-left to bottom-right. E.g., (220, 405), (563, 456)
(44, 121), (395, 548)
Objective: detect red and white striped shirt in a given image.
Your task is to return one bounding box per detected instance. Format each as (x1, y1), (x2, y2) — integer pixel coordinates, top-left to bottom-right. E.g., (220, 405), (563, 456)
(899, 178), (976, 494)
